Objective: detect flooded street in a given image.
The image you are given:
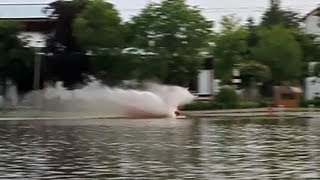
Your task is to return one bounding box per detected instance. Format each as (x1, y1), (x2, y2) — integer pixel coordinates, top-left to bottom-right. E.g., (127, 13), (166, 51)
(0, 117), (319, 179)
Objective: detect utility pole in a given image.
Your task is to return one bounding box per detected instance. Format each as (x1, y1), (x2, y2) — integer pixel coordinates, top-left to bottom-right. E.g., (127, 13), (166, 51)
(33, 47), (41, 91)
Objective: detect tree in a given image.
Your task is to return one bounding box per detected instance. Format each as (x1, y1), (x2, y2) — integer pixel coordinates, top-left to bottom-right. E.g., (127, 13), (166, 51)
(44, 0), (89, 87)
(245, 17), (259, 59)
(238, 61), (270, 99)
(293, 32), (320, 78)
(0, 21), (34, 93)
(213, 15), (248, 84)
(72, 0), (127, 85)
(126, 0), (213, 86)
(261, 0), (300, 28)
(313, 63), (320, 77)
(252, 26), (302, 84)
(73, 0), (123, 51)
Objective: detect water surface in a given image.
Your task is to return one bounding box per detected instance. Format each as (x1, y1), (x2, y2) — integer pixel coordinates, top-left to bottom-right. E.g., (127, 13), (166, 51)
(0, 117), (319, 179)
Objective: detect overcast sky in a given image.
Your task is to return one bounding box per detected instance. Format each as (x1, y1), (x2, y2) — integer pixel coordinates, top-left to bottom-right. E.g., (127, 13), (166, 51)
(0, 0), (319, 24)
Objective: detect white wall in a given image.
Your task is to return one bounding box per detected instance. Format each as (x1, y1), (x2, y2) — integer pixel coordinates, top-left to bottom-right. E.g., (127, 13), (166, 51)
(305, 76), (320, 100)
(18, 32), (46, 48)
(304, 15), (320, 36)
(197, 70), (213, 95)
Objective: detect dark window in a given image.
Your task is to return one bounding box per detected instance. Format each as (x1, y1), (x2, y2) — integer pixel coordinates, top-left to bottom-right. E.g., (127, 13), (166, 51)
(281, 93), (295, 100)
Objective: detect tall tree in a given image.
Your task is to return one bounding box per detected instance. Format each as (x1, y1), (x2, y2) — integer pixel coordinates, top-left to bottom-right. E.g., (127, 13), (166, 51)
(44, 0), (89, 87)
(261, 0), (300, 28)
(73, 0), (123, 51)
(213, 15), (248, 84)
(126, 0), (213, 86)
(72, 0), (126, 85)
(252, 26), (302, 84)
(238, 61), (270, 99)
(243, 17), (260, 61)
(0, 21), (34, 93)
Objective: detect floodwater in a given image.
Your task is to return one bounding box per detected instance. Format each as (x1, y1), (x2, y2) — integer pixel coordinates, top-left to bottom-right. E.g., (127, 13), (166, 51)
(0, 117), (319, 179)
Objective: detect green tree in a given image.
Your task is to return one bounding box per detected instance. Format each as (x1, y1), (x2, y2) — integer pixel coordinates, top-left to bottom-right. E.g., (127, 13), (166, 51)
(313, 63), (320, 77)
(126, 0), (213, 86)
(44, 0), (89, 87)
(72, 0), (127, 85)
(245, 17), (259, 60)
(261, 0), (300, 28)
(238, 61), (270, 99)
(215, 86), (239, 109)
(252, 26), (302, 84)
(0, 21), (34, 93)
(73, 0), (123, 51)
(293, 32), (320, 78)
(213, 15), (248, 84)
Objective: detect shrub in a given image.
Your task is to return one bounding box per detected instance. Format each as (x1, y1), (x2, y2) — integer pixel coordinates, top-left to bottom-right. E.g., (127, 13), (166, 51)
(215, 86), (239, 109)
(181, 101), (223, 110)
(304, 96), (320, 107)
(239, 101), (260, 109)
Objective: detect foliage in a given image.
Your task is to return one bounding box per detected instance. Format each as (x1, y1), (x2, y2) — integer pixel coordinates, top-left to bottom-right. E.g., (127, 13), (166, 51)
(213, 15), (248, 84)
(215, 86), (239, 108)
(304, 96), (320, 107)
(73, 0), (123, 51)
(181, 99), (263, 110)
(126, 0), (213, 86)
(0, 21), (34, 92)
(181, 101), (223, 110)
(260, 0), (301, 28)
(238, 61), (270, 87)
(238, 101), (260, 109)
(312, 63), (320, 77)
(44, 0), (89, 87)
(251, 26), (302, 83)
(89, 49), (135, 85)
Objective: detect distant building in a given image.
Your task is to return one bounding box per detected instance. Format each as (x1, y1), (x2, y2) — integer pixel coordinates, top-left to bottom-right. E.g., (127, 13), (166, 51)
(273, 86), (302, 108)
(303, 8), (320, 36)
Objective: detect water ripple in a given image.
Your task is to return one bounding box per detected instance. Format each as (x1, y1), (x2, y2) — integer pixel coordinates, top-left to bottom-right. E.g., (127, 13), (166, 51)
(0, 118), (319, 179)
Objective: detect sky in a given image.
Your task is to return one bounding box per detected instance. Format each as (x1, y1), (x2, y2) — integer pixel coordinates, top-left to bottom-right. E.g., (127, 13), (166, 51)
(0, 0), (319, 24)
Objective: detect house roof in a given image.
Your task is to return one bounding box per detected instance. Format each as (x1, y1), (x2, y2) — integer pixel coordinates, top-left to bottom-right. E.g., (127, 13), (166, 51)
(303, 7), (320, 20)
(0, 17), (56, 32)
(274, 86), (303, 94)
(0, 17), (53, 22)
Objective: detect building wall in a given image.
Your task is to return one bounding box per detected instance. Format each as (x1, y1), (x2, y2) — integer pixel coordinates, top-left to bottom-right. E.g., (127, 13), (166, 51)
(305, 76), (320, 100)
(304, 15), (320, 35)
(18, 32), (46, 48)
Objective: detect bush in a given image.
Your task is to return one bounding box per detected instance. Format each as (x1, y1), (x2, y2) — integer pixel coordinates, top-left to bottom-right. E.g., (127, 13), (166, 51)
(258, 98), (273, 107)
(239, 101), (260, 109)
(304, 96), (320, 107)
(181, 101), (223, 110)
(215, 86), (239, 109)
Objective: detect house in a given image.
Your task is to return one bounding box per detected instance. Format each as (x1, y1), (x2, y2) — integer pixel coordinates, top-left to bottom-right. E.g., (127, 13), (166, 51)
(273, 86), (302, 108)
(303, 8), (320, 36)
(0, 17), (55, 48)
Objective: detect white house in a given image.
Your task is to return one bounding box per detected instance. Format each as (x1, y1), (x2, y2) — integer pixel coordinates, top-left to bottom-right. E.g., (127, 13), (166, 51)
(303, 8), (320, 36)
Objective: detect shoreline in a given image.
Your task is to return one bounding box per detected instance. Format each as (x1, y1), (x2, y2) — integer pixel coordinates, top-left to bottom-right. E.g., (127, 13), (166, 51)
(0, 107), (319, 120)
(182, 108), (320, 119)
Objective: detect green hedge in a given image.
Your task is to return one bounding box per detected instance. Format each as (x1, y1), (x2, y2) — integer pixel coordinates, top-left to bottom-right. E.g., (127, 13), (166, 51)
(302, 97), (320, 107)
(181, 101), (223, 110)
(181, 86), (273, 111)
(181, 100), (262, 110)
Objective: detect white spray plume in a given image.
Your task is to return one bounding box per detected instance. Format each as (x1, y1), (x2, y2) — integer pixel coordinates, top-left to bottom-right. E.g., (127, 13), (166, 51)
(27, 80), (195, 118)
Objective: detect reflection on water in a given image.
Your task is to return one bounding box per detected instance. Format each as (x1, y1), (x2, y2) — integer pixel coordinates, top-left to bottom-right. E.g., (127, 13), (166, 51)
(0, 118), (319, 179)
